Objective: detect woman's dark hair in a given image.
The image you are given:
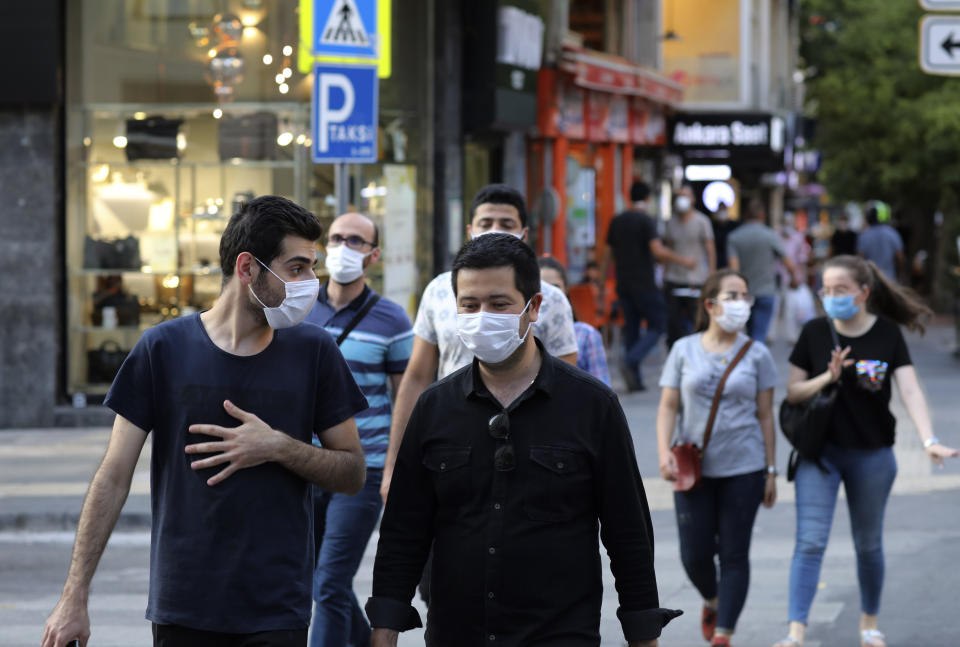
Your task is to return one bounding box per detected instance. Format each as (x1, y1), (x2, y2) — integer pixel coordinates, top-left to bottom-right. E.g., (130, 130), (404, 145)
(451, 233), (540, 302)
(469, 183), (528, 227)
(695, 269), (750, 332)
(537, 256), (568, 291)
(824, 255), (932, 333)
(219, 195), (322, 285)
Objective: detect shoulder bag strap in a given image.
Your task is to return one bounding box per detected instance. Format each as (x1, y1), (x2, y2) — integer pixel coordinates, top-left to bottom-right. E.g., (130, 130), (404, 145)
(701, 339), (755, 453)
(336, 294), (380, 346)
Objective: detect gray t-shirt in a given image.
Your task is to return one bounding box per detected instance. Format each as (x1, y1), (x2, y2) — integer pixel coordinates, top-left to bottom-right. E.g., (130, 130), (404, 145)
(726, 222), (786, 297)
(659, 333), (778, 478)
(857, 224), (903, 281)
(663, 211), (714, 285)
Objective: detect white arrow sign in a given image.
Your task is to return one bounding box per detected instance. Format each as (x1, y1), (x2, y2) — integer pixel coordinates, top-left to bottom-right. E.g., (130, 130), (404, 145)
(920, 15), (960, 76)
(920, 0), (960, 10)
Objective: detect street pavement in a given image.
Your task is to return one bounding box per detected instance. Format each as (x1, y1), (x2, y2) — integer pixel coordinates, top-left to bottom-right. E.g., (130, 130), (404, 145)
(1, 320), (959, 647)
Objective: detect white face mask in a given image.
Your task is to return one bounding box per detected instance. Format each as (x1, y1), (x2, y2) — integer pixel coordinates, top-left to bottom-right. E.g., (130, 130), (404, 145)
(324, 244), (371, 284)
(249, 257), (320, 329)
(713, 300), (751, 333)
(471, 229), (524, 240)
(675, 196), (692, 213)
(456, 300), (532, 364)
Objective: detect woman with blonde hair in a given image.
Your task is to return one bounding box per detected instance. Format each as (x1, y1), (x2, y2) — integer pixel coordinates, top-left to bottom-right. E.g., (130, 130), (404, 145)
(773, 255), (957, 647)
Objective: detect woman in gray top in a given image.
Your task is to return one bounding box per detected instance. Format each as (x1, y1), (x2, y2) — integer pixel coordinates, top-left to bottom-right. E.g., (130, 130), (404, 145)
(656, 269), (779, 647)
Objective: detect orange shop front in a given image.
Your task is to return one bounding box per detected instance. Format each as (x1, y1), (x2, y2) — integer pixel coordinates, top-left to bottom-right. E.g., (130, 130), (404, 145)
(529, 46), (683, 282)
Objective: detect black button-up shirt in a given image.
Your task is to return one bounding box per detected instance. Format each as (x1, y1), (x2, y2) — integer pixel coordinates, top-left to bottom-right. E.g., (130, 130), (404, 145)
(366, 340), (680, 646)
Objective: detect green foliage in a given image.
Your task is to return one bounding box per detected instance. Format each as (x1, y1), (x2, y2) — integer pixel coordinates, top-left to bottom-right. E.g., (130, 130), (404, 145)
(801, 0), (960, 211)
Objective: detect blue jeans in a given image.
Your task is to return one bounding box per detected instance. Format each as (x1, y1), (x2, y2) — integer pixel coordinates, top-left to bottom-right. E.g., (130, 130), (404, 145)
(747, 295), (776, 343)
(310, 469), (383, 647)
(619, 289), (666, 385)
(788, 444), (897, 623)
(674, 470), (765, 632)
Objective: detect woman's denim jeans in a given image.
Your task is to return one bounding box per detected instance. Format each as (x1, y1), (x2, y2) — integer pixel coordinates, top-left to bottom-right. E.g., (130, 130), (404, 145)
(674, 470), (766, 632)
(788, 443), (897, 623)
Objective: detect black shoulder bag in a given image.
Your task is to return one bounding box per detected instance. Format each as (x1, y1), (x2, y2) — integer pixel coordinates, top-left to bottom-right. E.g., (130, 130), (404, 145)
(779, 318), (841, 480)
(336, 294), (380, 346)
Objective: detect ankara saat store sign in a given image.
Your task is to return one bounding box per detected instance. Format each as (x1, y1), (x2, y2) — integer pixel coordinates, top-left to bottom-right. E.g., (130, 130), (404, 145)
(669, 113), (786, 170)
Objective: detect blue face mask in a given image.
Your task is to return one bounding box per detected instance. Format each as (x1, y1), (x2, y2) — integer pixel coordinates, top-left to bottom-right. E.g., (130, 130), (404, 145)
(823, 294), (860, 320)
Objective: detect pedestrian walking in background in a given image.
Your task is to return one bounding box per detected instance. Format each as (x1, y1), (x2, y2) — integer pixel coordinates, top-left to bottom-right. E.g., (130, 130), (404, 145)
(779, 213), (815, 345)
(598, 180), (696, 390)
(711, 201), (740, 270)
(773, 255), (958, 647)
(727, 198), (799, 343)
(42, 196), (368, 647)
(857, 206), (904, 282)
(828, 213), (858, 258)
(304, 212), (414, 647)
(663, 184), (717, 349)
(367, 234), (681, 647)
(656, 269), (778, 647)
(539, 255), (611, 385)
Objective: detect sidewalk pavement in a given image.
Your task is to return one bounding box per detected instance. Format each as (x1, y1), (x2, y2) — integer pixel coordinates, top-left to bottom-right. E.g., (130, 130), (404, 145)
(1, 320), (959, 646)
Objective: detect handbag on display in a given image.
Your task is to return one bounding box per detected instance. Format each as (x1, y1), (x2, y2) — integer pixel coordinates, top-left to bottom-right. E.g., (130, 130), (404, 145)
(125, 116), (183, 160)
(86, 340), (130, 384)
(83, 235), (142, 270)
(91, 290), (140, 327)
(218, 112), (278, 160)
(779, 320), (841, 480)
(672, 339), (754, 492)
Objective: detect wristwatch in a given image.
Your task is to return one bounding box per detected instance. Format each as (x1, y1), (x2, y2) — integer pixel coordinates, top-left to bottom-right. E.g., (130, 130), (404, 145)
(923, 436), (940, 449)
(766, 465), (778, 476)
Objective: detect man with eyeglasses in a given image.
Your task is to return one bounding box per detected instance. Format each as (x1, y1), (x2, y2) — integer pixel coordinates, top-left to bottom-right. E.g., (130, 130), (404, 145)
(304, 212), (414, 647)
(365, 234), (680, 647)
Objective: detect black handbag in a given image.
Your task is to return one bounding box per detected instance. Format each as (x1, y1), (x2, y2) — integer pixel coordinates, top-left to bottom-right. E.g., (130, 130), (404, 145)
(779, 319), (841, 480)
(218, 112), (278, 160)
(87, 341), (130, 384)
(125, 116), (183, 160)
(83, 235), (142, 270)
(91, 290), (140, 327)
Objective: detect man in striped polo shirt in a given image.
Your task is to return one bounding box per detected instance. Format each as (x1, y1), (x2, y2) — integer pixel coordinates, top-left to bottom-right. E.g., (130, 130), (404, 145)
(304, 212), (414, 647)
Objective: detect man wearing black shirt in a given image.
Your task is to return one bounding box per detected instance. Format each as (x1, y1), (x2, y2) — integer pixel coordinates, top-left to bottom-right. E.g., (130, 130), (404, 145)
(366, 234), (680, 647)
(598, 180), (695, 390)
(828, 214), (858, 258)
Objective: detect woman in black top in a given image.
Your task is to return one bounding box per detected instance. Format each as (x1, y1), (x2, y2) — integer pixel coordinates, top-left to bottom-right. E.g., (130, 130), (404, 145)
(772, 255), (957, 647)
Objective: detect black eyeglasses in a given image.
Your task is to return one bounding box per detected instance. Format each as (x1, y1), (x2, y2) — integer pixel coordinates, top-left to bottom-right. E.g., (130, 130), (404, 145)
(488, 412), (516, 472)
(326, 233), (376, 251)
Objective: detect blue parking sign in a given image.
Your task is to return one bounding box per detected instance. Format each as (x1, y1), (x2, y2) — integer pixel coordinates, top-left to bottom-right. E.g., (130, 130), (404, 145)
(313, 0), (378, 59)
(312, 64), (378, 163)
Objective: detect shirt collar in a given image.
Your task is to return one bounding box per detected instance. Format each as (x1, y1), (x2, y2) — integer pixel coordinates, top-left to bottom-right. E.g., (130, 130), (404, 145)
(459, 337), (555, 403)
(319, 281), (371, 312)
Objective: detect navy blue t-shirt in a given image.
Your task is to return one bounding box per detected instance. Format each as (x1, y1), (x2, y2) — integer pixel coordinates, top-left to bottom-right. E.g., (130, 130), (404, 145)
(104, 314), (368, 633)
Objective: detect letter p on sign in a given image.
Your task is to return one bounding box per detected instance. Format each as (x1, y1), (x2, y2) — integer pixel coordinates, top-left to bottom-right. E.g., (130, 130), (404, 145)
(311, 63), (379, 163)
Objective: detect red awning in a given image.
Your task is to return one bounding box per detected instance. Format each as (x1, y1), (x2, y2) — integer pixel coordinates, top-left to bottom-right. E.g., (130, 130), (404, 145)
(559, 45), (684, 107)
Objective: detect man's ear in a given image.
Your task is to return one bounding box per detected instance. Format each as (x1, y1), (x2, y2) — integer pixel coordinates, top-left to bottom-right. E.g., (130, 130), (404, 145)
(466, 224), (474, 239)
(527, 293), (544, 324)
(236, 252), (257, 286)
(520, 226), (530, 242)
(366, 248), (382, 266)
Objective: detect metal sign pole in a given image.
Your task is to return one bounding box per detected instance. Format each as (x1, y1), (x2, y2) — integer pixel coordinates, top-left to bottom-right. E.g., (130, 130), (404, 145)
(334, 162), (349, 216)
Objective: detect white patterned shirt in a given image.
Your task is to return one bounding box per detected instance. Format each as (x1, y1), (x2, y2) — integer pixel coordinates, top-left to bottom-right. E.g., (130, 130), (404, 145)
(413, 271), (579, 379)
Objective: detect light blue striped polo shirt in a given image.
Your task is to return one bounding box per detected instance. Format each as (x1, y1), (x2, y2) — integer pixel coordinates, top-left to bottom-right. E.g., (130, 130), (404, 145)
(304, 284), (413, 468)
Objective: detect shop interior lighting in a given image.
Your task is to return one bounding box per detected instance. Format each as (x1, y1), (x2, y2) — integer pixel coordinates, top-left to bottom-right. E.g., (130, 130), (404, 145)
(278, 83), (290, 94)
(161, 275), (181, 289)
(277, 131), (294, 146)
(82, 137), (92, 147)
(684, 164), (732, 182)
(133, 112), (147, 120)
(208, 48), (218, 58)
(177, 133), (187, 151)
(282, 67), (292, 78)
(282, 45), (293, 56)
(275, 73), (285, 84)
(702, 181), (736, 213)
(212, 108), (223, 119)
(112, 122), (127, 149)
(295, 134), (306, 145)
(262, 53), (273, 65)
(91, 164), (110, 183)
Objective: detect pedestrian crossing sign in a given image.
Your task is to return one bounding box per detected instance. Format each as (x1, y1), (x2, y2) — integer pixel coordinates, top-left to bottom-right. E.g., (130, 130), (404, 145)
(313, 0), (378, 59)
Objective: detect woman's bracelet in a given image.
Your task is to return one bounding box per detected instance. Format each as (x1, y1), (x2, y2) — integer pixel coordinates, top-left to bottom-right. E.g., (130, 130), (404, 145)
(923, 436), (940, 449)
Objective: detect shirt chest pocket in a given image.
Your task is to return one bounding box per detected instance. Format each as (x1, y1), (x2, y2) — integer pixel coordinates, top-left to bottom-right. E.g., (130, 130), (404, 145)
(524, 445), (592, 523)
(423, 446), (472, 509)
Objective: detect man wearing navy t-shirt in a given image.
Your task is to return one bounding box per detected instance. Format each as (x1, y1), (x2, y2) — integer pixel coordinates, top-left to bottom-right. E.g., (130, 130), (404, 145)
(305, 212), (413, 647)
(43, 196), (368, 647)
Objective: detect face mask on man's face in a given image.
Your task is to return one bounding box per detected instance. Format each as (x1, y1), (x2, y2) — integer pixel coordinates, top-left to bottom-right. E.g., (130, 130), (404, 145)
(471, 229), (524, 240)
(675, 196), (692, 213)
(248, 257), (320, 329)
(456, 300), (532, 364)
